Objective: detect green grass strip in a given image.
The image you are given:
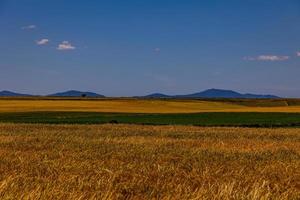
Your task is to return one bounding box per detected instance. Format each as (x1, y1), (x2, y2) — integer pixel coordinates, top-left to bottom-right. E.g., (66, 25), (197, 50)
(0, 112), (300, 127)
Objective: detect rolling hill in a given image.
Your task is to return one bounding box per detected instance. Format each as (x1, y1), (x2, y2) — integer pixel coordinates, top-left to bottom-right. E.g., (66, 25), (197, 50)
(142, 89), (279, 99)
(0, 90), (33, 97)
(48, 90), (105, 97)
(143, 93), (171, 98)
(0, 89), (279, 99)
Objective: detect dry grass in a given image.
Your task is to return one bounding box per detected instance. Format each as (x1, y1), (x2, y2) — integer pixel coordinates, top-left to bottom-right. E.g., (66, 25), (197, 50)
(1, 99), (300, 113)
(0, 124), (299, 199)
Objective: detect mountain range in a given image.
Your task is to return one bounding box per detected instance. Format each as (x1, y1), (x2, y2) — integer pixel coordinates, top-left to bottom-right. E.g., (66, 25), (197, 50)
(0, 89), (279, 99)
(0, 90), (33, 97)
(142, 89), (279, 99)
(48, 90), (105, 97)
(0, 90), (104, 97)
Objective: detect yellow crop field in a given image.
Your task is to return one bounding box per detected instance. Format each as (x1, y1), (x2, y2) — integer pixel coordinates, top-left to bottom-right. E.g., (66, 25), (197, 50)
(1, 99), (300, 113)
(0, 124), (299, 199)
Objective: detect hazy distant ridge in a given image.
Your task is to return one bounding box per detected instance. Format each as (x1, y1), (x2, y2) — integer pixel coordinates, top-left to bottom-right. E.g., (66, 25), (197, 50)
(48, 90), (105, 97)
(143, 89), (279, 99)
(0, 89), (279, 98)
(0, 90), (33, 97)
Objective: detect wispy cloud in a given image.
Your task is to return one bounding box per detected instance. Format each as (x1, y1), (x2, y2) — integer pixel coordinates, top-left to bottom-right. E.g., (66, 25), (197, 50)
(22, 25), (37, 30)
(296, 52), (300, 57)
(36, 39), (49, 45)
(57, 41), (76, 50)
(244, 55), (290, 61)
(154, 48), (161, 53)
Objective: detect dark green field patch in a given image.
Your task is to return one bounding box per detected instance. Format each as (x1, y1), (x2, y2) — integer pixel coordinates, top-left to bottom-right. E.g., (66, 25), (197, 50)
(0, 112), (300, 127)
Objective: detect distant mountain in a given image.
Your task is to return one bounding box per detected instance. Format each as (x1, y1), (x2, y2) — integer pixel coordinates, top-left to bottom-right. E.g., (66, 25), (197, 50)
(142, 89), (280, 99)
(243, 93), (279, 99)
(143, 93), (171, 98)
(0, 90), (32, 97)
(0, 89), (279, 99)
(48, 90), (105, 97)
(179, 89), (244, 98)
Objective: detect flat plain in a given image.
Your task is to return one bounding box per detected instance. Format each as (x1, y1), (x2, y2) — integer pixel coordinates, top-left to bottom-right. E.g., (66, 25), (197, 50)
(0, 124), (299, 199)
(1, 98), (300, 127)
(1, 98), (300, 113)
(0, 98), (299, 199)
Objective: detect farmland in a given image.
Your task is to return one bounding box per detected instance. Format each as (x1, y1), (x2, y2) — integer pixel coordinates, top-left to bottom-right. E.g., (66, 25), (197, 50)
(1, 112), (300, 127)
(1, 98), (300, 113)
(0, 98), (299, 199)
(4, 0), (300, 199)
(1, 98), (300, 127)
(0, 124), (299, 199)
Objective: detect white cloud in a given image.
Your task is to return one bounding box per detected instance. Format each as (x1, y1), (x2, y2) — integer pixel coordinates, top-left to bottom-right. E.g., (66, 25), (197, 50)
(244, 55), (289, 61)
(36, 39), (49, 45)
(154, 48), (161, 52)
(57, 41), (76, 50)
(22, 25), (37, 30)
(257, 55), (289, 61)
(243, 56), (256, 61)
(296, 52), (300, 57)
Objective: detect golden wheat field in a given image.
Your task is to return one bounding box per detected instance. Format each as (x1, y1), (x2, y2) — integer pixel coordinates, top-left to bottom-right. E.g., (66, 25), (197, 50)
(0, 124), (299, 199)
(1, 99), (300, 113)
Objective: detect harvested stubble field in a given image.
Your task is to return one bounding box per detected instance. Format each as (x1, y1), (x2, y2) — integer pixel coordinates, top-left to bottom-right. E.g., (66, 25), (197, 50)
(0, 124), (299, 199)
(2, 98), (300, 113)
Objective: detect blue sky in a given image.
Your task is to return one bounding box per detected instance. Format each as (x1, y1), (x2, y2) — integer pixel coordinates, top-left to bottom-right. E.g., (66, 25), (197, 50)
(0, 0), (300, 97)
